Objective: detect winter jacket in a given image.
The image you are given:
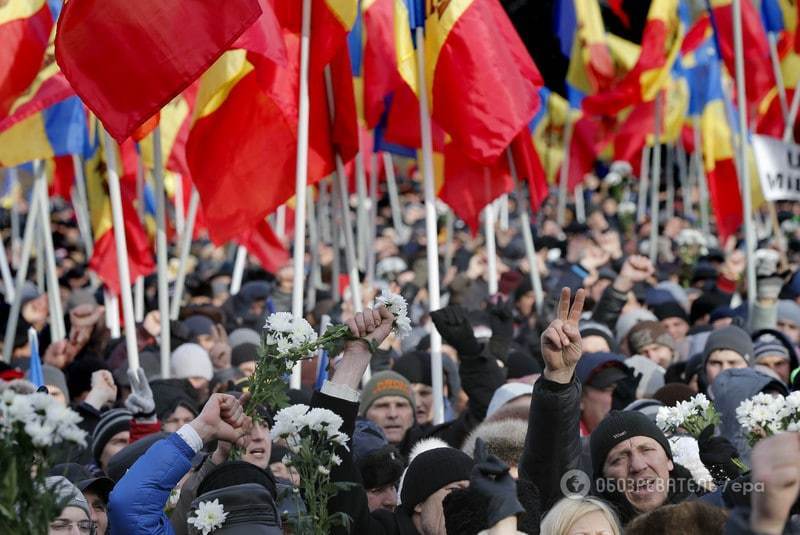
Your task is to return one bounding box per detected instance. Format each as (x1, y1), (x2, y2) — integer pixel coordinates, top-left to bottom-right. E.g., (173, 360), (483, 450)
(591, 285), (628, 334)
(109, 433), (195, 535)
(712, 368), (789, 465)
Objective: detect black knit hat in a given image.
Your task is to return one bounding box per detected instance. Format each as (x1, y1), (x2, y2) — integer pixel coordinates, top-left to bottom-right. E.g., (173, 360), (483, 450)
(400, 448), (473, 512)
(702, 325), (754, 365)
(198, 461), (277, 500)
(357, 445), (405, 490)
(151, 379), (199, 421)
(231, 343), (259, 367)
(652, 302), (689, 323)
(590, 411), (672, 480)
(91, 408), (132, 464)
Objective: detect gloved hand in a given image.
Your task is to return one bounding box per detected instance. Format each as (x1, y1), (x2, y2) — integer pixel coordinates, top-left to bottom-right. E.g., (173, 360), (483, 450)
(611, 368), (641, 411)
(431, 304), (482, 357)
(756, 275), (784, 303)
(697, 424), (743, 483)
(469, 438), (524, 527)
(125, 368), (156, 419)
(486, 299), (514, 363)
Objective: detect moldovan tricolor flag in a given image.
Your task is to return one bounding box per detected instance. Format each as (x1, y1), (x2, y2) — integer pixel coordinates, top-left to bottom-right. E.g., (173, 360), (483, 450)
(418, 0), (543, 165)
(55, 0), (263, 141)
(0, 0), (54, 119)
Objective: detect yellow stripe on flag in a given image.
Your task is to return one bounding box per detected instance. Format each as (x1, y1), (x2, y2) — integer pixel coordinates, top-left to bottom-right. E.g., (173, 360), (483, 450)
(0, 112), (54, 166)
(194, 50), (253, 121)
(0, 0), (45, 26)
(423, 0), (473, 111)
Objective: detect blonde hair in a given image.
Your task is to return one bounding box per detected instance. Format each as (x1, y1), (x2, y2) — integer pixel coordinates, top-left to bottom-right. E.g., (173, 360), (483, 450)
(539, 497), (621, 535)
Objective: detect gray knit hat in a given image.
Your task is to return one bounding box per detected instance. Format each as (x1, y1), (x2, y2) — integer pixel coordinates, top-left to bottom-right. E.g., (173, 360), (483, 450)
(778, 300), (800, 326)
(91, 408), (132, 464)
(46, 476), (91, 520)
(754, 335), (790, 362)
(358, 371), (415, 416)
(703, 325), (754, 365)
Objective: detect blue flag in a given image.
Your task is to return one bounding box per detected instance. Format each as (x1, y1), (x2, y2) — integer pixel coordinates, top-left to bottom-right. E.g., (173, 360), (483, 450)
(28, 328), (44, 388)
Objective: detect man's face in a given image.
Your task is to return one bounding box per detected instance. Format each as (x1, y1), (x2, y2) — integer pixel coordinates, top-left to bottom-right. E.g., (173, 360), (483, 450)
(639, 343), (673, 368)
(84, 489), (108, 535)
(414, 481), (469, 535)
(100, 430), (130, 471)
(411, 384), (434, 425)
(367, 484), (398, 512)
(243, 423), (271, 470)
(22, 295), (49, 326)
(603, 436), (673, 513)
(516, 291), (535, 317)
(162, 405), (196, 433)
(365, 396), (414, 445)
(46, 385), (68, 406)
(778, 319), (800, 344)
(705, 349), (748, 385)
(756, 355), (791, 384)
(581, 385), (616, 433)
(583, 335), (611, 354)
(661, 317), (689, 341)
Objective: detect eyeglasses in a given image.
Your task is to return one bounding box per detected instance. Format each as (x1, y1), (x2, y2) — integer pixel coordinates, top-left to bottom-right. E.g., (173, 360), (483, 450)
(49, 519), (96, 534)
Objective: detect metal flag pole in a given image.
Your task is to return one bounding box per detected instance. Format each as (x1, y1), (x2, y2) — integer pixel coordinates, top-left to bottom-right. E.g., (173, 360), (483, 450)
(152, 125), (172, 378)
(556, 117), (574, 226)
(383, 152), (406, 238)
(733, 0), (757, 320)
(648, 92), (664, 263)
(415, 24), (445, 425)
(35, 162), (65, 341)
(484, 170), (498, 295)
(637, 146), (651, 224)
(170, 188), (200, 320)
(230, 245), (247, 296)
(102, 129), (140, 370)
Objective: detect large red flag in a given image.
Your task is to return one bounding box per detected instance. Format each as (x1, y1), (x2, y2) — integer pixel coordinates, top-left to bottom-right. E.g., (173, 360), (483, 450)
(0, 0), (53, 119)
(509, 130), (548, 214)
(55, 0), (263, 141)
(424, 0), (543, 165)
(239, 220), (290, 274)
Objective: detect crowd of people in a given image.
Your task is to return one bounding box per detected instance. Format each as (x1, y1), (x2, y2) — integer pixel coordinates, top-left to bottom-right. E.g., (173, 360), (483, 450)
(3, 168), (800, 535)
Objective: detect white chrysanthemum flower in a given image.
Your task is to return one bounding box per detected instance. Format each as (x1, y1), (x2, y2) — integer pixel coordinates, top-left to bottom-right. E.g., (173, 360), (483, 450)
(6, 395), (34, 423)
(375, 290), (412, 338)
(669, 435), (716, 491)
(331, 453), (342, 466)
(318, 465), (330, 476)
(58, 425), (88, 447)
(24, 420), (55, 447)
(272, 404), (310, 437)
(187, 499), (228, 535)
(29, 392), (52, 411)
(304, 408), (343, 434)
(265, 312), (295, 333)
(281, 454), (293, 467)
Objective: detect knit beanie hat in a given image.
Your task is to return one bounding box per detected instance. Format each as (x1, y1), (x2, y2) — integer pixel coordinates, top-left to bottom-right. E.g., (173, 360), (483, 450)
(151, 379), (199, 421)
(38, 364), (70, 400)
(171, 343), (214, 381)
(357, 444), (405, 490)
(231, 343), (259, 367)
(45, 476), (91, 520)
(393, 351), (435, 386)
(506, 351), (542, 380)
(91, 408), (132, 464)
(580, 321), (620, 353)
(754, 336), (790, 363)
(590, 410), (672, 479)
(627, 321), (675, 356)
(182, 314), (215, 339)
(652, 302), (690, 324)
(400, 447), (474, 512)
(778, 300), (800, 326)
(702, 325), (754, 365)
(228, 328), (261, 349)
(359, 371), (416, 416)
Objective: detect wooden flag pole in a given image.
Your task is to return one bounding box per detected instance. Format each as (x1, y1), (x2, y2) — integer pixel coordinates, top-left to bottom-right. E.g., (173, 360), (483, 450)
(508, 150), (544, 316)
(289, 0), (312, 389)
(35, 162), (66, 341)
(170, 188), (199, 320)
(102, 129), (140, 370)
(648, 92), (664, 263)
(2, 182), (41, 362)
(733, 0), (757, 320)
(415, 25), (445, 425)
(152, 125), (172, 378)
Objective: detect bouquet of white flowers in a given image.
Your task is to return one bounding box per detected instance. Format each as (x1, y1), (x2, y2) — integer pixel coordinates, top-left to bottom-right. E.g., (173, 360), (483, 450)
(272, 404), (352, 533)
(0, 389), (88, 533)
(656, 394), (720, 438)
(736, 392), (800, 445)
(249, 291), (411, 414)
(668, 435), (716, 491)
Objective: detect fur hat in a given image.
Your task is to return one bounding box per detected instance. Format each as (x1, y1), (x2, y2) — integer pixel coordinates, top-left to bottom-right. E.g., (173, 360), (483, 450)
(461, 418), (527, 469)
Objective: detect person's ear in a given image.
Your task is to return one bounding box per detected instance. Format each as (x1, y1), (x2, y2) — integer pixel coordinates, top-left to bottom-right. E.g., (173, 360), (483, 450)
(667, 459), (674, 472)
(414, 502), (423, 515)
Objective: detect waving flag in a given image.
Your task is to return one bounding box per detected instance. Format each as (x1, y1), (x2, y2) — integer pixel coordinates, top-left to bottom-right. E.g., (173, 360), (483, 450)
(583, 0), (683, 116)
(555, 0), (615, 95)
(510, 128), (548, 213)
(239, 219), (290, 274)
(418, 0), (543, 164)
(0, 0), (54, 119)
(55, 0), (263, 141)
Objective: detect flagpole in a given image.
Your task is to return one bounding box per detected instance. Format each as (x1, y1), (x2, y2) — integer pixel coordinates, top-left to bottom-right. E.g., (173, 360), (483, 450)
(71, 155), (95, 257)
(9, 168), (21, 268)
(767, 32), (790, 124)
(290, 0), (312, 390)
(677, 143), (691, 220)
(649, 92), (664, 263)
(133, 153), (145, 323)
(574, 184), (585, 223)
(383, 152), (406, 238)
(665, 145), (675, 220)
(152, 125), (172, 378)
(330, 178), (341, 303)
(104, 290), (120, 338)
(319, 179), (332, 244)
(784, 88), (800, 142)
(174, 173), (185, 244)
(498, 194), (509, 231)
(2, 182), (40, 362)
(0, 226), (14, 304)
(508, 150), (544, 316)
(230, 245), (247, 296)
(134, 278), (145, 322)
(484, 170), (498, 295)
(355, 148), (369, 272)
(692, 117), (711, 236)
(170, 187), (199, 320)
(35, 162), (65, 342)
(556, 117), (574, 226)
(415, 25), (445, 426)
(733, 0), (757, 320)
(276, 204), (286, 237)
(102, 129), (140, 371)
(443, 209), (454, 274)
(306, 187), (321, 312)
(365, 152), (379, 289)
(637, 146), (651, 224)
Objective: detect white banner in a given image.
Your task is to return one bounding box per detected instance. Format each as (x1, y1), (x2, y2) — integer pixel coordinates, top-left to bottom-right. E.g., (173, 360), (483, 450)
(752, 134), (800, 201)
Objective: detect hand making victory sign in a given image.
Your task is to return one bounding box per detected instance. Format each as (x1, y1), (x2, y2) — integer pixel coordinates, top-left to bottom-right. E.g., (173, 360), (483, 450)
(541, 287), (586, 384)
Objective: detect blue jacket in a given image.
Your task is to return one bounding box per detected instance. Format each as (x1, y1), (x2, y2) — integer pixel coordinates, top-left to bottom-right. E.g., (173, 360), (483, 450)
(109, 433), (194, 535)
